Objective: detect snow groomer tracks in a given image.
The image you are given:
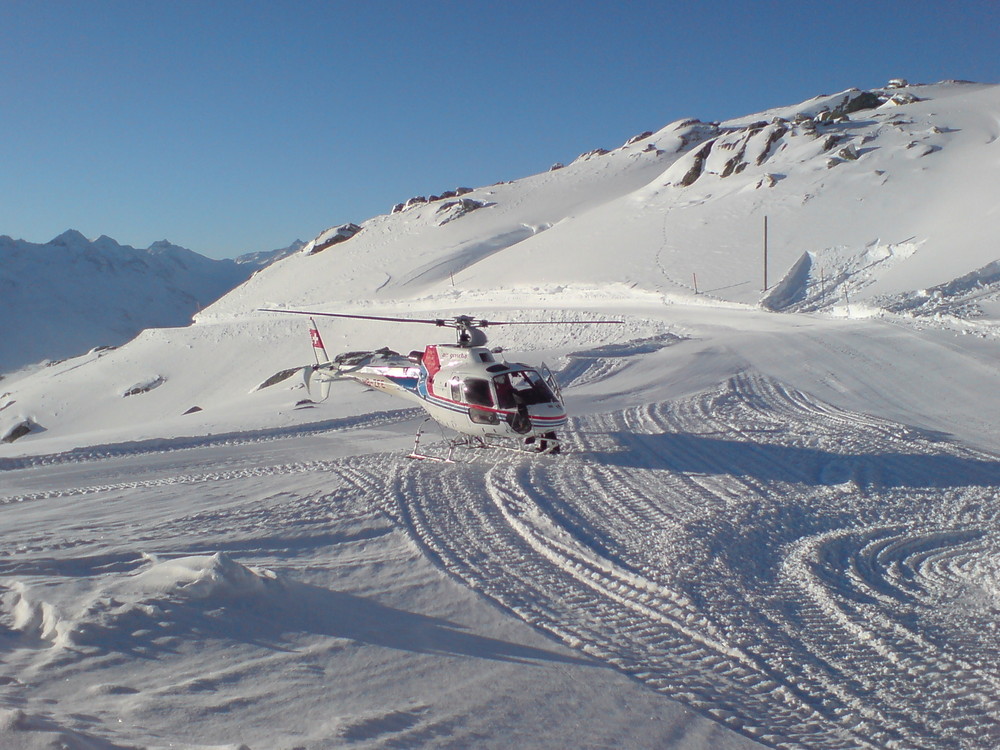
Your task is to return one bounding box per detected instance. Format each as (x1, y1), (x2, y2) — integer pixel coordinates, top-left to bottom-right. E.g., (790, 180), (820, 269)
(390, 370), (1000, 749)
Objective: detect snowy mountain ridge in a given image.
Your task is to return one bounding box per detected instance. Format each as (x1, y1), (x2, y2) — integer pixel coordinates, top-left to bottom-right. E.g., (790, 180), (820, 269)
(0, 230), (302, 374)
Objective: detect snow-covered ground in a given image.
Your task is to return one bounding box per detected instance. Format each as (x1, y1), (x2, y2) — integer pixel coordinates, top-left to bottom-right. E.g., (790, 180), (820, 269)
(2, 80), (1000, 748)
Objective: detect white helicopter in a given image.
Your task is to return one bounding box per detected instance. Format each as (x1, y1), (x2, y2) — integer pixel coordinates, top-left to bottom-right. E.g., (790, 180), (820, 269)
(260, 309), (621, 461)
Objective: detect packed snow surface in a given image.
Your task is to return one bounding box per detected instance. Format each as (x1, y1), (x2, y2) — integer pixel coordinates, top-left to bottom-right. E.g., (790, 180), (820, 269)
(3, 81), (1000, 748)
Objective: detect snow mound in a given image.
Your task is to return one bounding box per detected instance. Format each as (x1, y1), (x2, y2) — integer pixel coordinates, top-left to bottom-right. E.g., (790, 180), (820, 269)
(0, 707), (136, 750)
(131, 552), (281, 601)
(8, 582), (63, 642)
(3, 554), (286, 656)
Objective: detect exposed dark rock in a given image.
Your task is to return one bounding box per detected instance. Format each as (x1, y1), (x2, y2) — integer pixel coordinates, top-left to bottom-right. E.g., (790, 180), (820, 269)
(405, 196), (428, 209)
(675, 121), (721, 152)
(838, 144), (860, 161)
(2, 419), (39, 443)
(625, 130), (654, 146)
(575, 148), (609, 162)
(122, 376), (165, 398)
(756, 125), (787, 165)
(393, 189), (471, 214)
(307, 223), (362, 255)
(829, 91), (881, 119)
(183, 406), (203, 415)
(549, 162), (565, 171)
(822, 134), (845, 152)
(676, 141), (714, 187)
(436, 198), (493, 225)
(720, 151), (746, 178)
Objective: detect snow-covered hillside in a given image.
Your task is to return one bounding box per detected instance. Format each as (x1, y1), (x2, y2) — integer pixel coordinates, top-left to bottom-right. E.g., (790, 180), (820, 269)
(0, 231), (302, 375)
(3, 80), (1000, 749)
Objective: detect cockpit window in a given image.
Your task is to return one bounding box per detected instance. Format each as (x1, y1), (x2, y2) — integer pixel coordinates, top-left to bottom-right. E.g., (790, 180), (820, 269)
(493, 370), (557, 407)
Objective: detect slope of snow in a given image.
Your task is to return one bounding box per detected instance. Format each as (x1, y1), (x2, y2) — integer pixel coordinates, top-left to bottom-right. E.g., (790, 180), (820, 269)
(3, 80), (1000, 749)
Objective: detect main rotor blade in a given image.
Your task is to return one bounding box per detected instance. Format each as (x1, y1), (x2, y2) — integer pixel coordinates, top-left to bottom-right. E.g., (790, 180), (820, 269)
(259, 309), (624, 327)
(478, 319), (625, 326)
(259, 309), (448, 326)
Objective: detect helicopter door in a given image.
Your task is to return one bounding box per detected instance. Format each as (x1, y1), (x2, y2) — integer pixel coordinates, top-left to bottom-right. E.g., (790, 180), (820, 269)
(539, 363), (563, 404)
(463, 378), (500, 425)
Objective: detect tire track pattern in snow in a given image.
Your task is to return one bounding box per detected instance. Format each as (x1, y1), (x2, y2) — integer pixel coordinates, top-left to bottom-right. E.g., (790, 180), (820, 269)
(389, 371), (1000, 749)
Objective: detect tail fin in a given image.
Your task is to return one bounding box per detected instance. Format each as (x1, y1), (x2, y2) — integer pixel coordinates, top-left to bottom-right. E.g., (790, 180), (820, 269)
(309, 317), (329, 364)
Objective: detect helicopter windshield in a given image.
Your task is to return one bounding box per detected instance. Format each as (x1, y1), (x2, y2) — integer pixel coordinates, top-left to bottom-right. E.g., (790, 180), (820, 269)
(493, 370), (558, 408)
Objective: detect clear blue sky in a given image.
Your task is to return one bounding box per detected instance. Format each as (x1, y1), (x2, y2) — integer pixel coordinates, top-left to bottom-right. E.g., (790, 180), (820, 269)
(2, 1), (997, 259)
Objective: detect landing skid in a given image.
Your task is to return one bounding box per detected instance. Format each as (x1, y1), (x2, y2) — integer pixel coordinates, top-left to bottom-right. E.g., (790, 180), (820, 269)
(406, 420), (459, 463)
(406, 421), (561, 463)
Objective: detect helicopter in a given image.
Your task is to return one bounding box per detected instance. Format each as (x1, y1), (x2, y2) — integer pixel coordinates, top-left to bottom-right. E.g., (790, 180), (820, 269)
(260, 309), (622, 461)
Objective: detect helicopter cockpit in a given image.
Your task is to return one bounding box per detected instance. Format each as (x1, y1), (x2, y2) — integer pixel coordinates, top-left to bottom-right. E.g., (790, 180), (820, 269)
(493, 370), (558, 408)
(445, 369), (559, 410)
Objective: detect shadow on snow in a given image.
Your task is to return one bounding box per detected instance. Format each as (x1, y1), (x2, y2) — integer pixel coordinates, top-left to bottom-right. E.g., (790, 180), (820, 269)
(589, 431), (1000, 489)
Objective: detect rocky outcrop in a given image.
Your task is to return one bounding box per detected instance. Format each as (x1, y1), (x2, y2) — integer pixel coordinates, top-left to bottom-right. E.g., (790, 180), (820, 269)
(392, 188), (473, 214)
(664, 85), (931, 188)
(435, 198), (493, 225)
(625, 131), (654, 146)
(574, 148), (610, 164)
(829, 90), (882, 119)
(2, 418), (41, 443)
(122, 376), (165, 398)
(305, 223), (362, 255)
(676, 141), (714, 187)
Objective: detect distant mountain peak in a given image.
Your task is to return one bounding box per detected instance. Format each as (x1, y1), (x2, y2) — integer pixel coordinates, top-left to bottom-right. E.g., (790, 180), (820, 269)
(48, 229), (89, 247)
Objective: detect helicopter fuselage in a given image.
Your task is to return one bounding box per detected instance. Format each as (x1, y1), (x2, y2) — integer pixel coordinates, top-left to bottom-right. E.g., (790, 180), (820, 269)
(316, 343), (567, 443)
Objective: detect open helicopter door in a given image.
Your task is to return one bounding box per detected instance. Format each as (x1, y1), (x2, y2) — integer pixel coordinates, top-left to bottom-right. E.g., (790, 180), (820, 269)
(539, 362), (563, 404)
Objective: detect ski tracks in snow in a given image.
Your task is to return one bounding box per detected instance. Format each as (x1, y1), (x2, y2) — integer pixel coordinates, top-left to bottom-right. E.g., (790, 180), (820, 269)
(386, 371), (1000, 749)
(5, 369), (999, 748)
